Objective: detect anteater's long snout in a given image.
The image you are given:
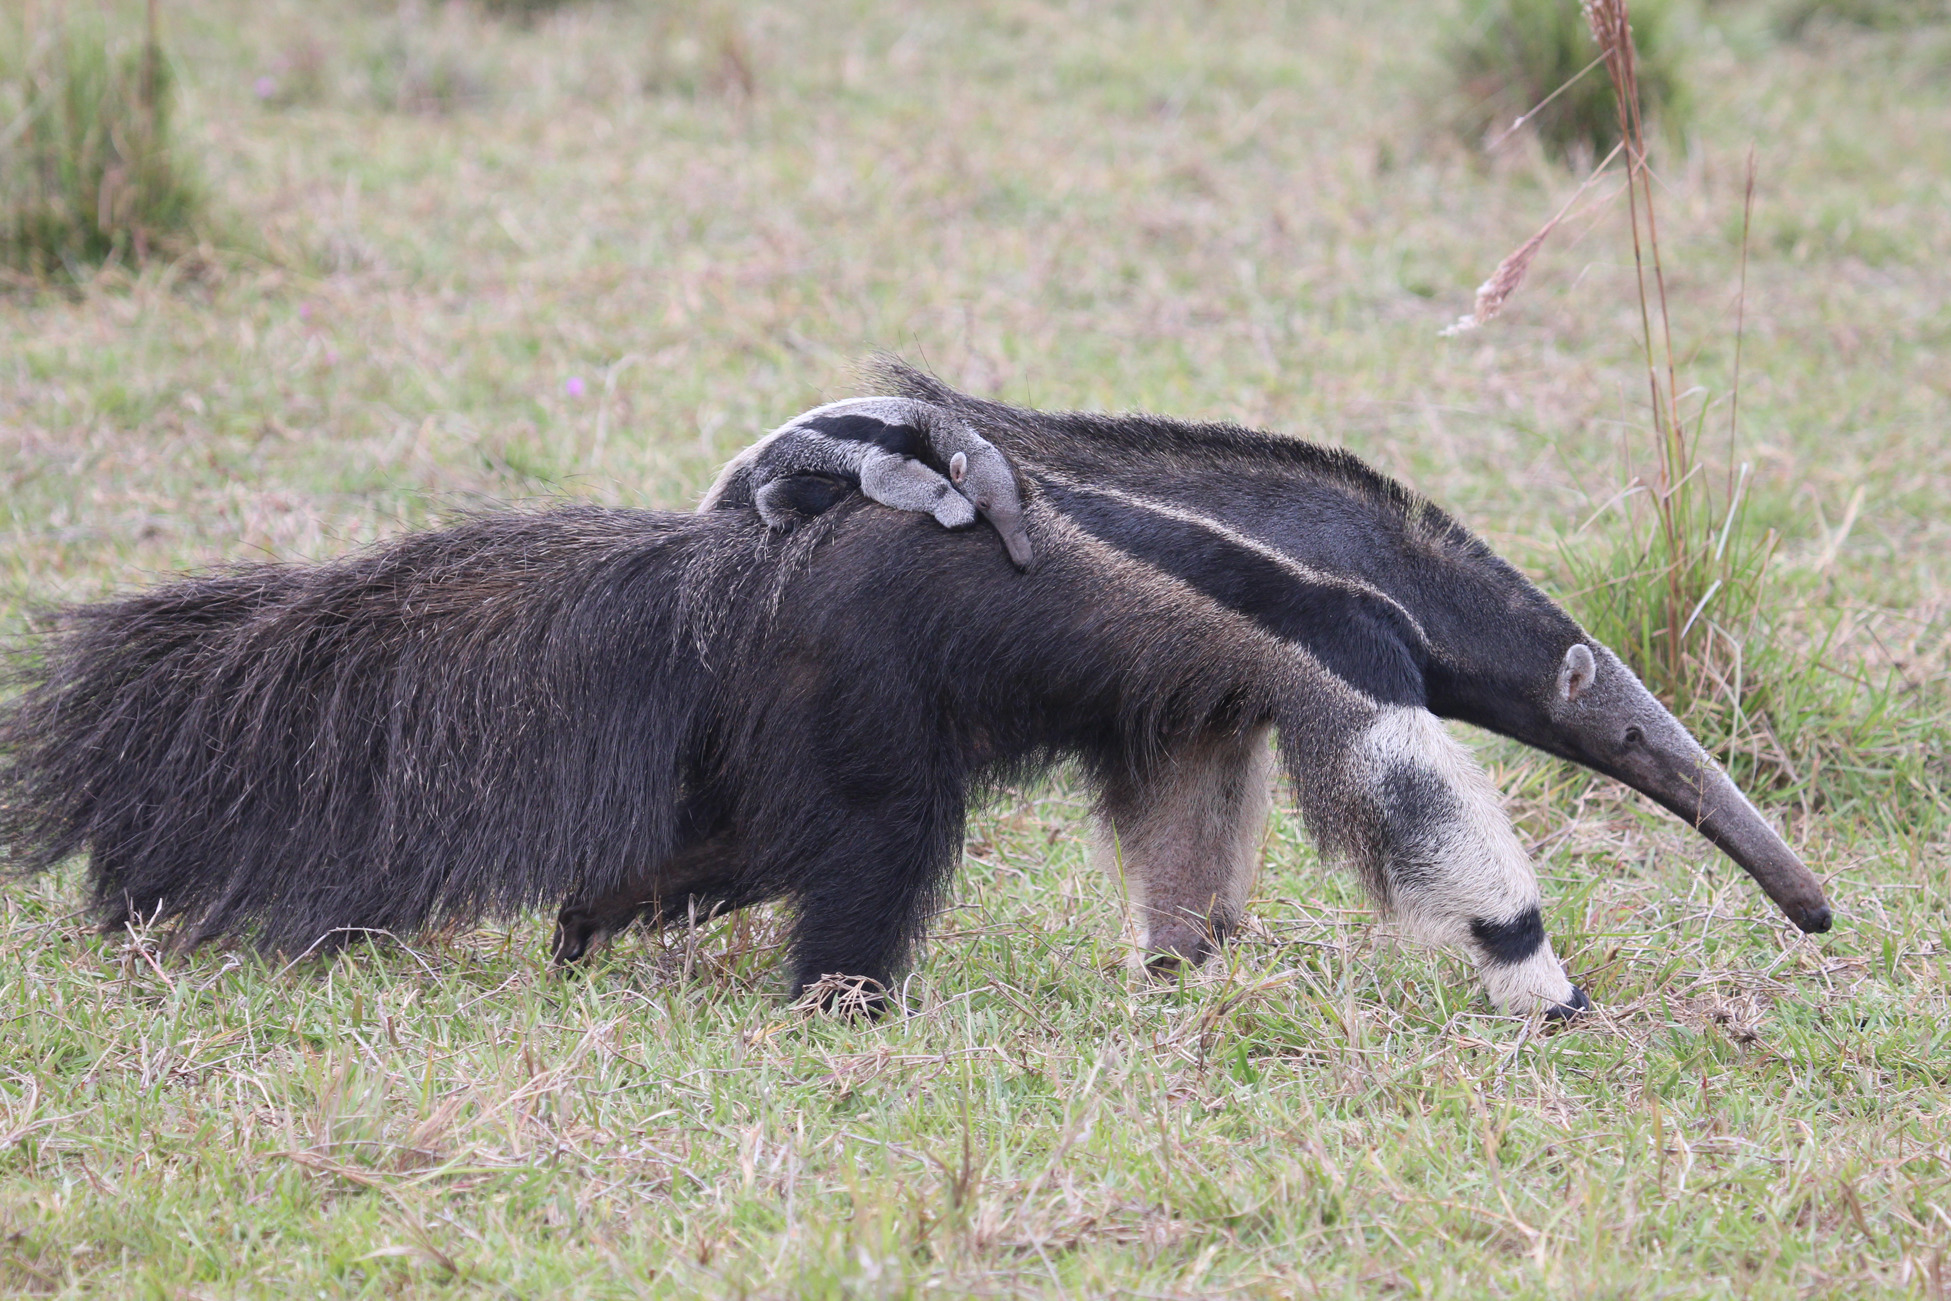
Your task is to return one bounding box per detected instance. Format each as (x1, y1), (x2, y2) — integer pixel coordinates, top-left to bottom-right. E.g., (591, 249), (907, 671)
(986, 507), (1035, 572)
(1564, 646), (1833, 935)
(1685, 762), (1831, 933)
(1618, 725), (1832, 934)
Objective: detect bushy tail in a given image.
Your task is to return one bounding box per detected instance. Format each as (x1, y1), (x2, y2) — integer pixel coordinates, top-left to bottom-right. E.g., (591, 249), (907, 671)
(0, 507), (718, 951)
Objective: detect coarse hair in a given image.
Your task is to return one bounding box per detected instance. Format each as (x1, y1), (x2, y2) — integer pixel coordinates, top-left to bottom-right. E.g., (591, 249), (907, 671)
(1, 496), (1340, 992)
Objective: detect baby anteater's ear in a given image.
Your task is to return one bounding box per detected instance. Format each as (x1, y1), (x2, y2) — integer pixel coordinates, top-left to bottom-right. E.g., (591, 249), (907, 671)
(949, 452), (968, 484)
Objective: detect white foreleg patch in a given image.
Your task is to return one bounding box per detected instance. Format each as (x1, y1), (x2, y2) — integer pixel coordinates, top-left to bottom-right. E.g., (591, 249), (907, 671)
(1358, 708), (1576, 1013)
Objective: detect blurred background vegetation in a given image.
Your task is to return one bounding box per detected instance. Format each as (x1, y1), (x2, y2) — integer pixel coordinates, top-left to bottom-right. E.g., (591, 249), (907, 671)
(1444, 0), (1689, 160)
(0, 6), (203, 274)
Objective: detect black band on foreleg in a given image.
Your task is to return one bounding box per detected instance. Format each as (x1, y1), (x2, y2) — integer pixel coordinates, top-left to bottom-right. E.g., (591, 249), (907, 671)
(1469, 906), (1545, 965)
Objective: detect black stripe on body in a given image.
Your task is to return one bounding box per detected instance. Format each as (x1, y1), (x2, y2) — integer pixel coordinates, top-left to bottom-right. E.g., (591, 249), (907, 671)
(798, 414), (926, 457)
(1040, 479), (1428, 707)
(1470, 907), (1545, 965)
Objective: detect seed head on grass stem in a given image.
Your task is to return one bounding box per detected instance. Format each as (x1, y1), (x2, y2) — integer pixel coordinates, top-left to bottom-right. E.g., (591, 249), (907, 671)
(1443, 141), (1622, 336)
(1454, 1), (1937, 815)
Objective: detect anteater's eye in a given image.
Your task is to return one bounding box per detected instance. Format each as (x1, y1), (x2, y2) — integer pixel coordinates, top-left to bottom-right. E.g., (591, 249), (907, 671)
(1623, 726), (1644, 746)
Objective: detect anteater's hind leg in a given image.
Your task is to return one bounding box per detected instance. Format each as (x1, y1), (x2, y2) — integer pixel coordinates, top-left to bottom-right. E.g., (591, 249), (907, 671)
(1301, 705), (1586, 1018)
(88, 848), (181, 942)
(95, 882), (161, 937)
(1091, 725), (1273, 971)
(552, 831), (750, 965)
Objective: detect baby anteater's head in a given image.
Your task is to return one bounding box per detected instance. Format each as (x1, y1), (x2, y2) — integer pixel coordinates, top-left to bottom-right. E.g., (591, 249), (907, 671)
(939, 428), (1034, 571)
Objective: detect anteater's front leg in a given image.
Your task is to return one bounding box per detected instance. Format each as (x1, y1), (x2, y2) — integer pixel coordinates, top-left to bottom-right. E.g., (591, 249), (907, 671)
(1092, 724), (1274, 970)
(1307, 705), (1586, 1018)
(781, 791), (965, 1012)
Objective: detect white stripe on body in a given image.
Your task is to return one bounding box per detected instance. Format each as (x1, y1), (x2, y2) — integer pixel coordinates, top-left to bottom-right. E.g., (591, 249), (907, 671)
(1028, 468), (1428, 654)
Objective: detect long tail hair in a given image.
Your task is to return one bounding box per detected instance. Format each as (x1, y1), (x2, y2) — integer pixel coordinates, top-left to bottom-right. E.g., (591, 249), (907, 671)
(0, 506), (746, 950)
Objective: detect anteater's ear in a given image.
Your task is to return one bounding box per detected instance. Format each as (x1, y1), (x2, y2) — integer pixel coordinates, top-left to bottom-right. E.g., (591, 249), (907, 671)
(1558, 643), (1597, 703)
(949, 452), (968, 484)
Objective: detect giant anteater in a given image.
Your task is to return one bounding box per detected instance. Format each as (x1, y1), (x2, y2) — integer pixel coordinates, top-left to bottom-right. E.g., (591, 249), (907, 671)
(0, 371), (1829, 1017)
(695, 364), (1834, 1010)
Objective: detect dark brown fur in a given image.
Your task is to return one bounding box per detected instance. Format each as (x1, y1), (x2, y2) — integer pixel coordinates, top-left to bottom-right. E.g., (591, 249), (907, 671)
(1, 499), (1363, 997)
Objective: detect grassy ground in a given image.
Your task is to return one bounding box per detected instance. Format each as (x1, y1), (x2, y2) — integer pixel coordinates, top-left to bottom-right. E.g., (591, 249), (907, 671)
(2, 1), (1948, 1295)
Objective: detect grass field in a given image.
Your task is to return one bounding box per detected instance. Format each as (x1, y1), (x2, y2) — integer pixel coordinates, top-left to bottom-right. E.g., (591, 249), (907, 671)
(3, 1), (1950, 1295)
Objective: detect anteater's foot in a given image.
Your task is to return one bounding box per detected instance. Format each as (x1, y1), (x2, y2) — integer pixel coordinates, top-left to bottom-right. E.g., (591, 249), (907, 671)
(1544, 985), (1592, 1021)
(1143, 944), (1217, 978)
(551, 909), (611, 966)
(1142, 921), (1221, 977)
(789, 971), (893, 1018)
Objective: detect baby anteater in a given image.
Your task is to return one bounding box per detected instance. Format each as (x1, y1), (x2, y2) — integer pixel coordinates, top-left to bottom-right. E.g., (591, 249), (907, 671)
(698, 396), (1034, 570)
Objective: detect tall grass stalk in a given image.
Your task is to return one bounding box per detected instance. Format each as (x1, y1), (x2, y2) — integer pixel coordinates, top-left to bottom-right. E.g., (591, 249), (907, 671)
(1445, 0), (1945, 817)
(1551, 1), (1946, 818)
(0, 2), (202, 276)
(1446, 0), (1686, 161)
(1586, 0), (1694, 692)
(1564, 1), (1805, 795)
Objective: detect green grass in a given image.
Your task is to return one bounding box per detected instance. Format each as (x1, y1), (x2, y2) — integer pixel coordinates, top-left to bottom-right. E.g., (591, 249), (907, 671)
(1775, 0), (1951, 36)
(1443, 0), (1688, 161)
(0, 7), (205, 276)
(2, 0), (1948, 1294)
